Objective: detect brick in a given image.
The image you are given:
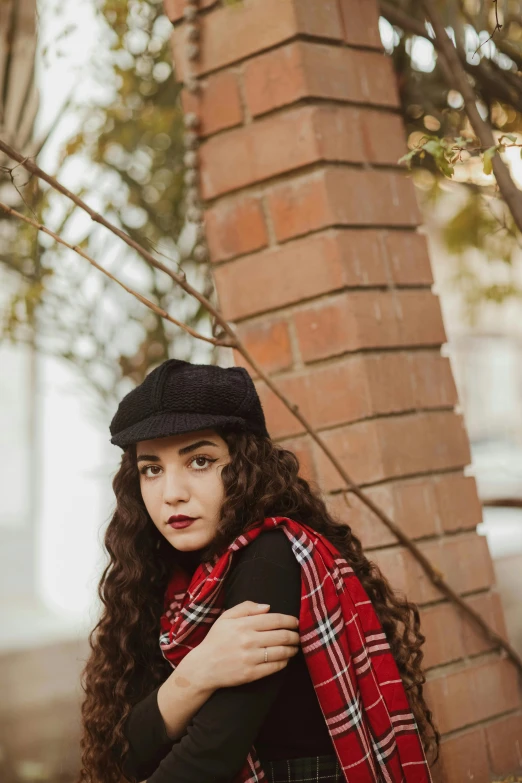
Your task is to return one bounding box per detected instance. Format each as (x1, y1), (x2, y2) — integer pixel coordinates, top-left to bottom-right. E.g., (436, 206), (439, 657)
(266, 168), (421, 242)
(325, 475), (441, 551)
(433, 474), (483, 533)
(247, 224), (429, 292)
(485, 712), (522, 776)
(264, 170), (332, 242)
(426, 533), (495, 600)
(243, 41), (399, 117)
(424, 658), (520, 735)
(181, 70), (242, 137)
(292, 0), (343, 42)
(358, 109), (407, 165)
(430, 728), (489, 783)
(410, 353), (458, 408)
(292, 290), (445, 364)
(233, 318), (293, 376)
(421, 591), (509, 669)
(316, 418), (384, 489)
(253, 351), (457, 441)
(200, 105), (340, 198)
(164, 0), (216, 23)
(171, 0), (343, 79)
(379, 411), (470, 491)
(199, 107), (409, 199)
(314, 411), (470, 491)
(213, 231), (391, 322)
(365, 351), (457, 414)
(396, 289), (448, 345)
(364, 353), (419, 414)
(372, 532), (495, 606)
(338, 0), (383, 49)
(421, 602), (465, 670)
(460, 591), (508, 657)
(356, 50), (400, 107)
(325, 487), (397, 550)
(254, 357), (372, 439)
(205, 194), (268, 262)
(391, 478), (441, 539)
(383, 231), (434, 286)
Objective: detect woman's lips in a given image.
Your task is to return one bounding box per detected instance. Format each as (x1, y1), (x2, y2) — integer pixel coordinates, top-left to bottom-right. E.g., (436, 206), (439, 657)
(168, 518), (196, 529)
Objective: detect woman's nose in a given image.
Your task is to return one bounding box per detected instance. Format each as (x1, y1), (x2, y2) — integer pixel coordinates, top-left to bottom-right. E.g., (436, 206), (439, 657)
(163, 468), (190, 503)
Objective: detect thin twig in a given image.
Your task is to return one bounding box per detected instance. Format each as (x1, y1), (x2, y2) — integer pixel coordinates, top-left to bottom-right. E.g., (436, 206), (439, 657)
(0, 202), (227, 348)
(421, 0), (522, 236)
(0, 158), (37, 218)
(0, 140), (236, 346)
(472, 0), (502, 58)
(380, 2), (522, 114)
(1, 138), (521, 674)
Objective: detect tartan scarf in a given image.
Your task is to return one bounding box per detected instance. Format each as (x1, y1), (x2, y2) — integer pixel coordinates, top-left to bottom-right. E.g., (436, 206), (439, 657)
(159, 516), (432, 783)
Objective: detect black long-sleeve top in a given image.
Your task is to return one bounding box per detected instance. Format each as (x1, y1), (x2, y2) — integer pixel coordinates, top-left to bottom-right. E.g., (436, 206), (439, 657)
(121, 527), (336, 783)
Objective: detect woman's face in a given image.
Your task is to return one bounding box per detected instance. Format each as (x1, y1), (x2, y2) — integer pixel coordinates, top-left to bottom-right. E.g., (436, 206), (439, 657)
(136, 428), (230, 552)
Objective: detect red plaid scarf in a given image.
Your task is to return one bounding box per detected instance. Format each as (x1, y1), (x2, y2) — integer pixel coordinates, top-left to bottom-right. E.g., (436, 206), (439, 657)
(159, 516), (432, 783)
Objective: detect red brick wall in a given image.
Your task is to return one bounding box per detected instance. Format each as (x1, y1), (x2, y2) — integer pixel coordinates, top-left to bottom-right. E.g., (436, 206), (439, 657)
(165, 0), (522, 778)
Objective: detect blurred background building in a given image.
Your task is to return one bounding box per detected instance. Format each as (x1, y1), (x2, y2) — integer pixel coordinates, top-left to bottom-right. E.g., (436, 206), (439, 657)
(426, 191), (522, 661)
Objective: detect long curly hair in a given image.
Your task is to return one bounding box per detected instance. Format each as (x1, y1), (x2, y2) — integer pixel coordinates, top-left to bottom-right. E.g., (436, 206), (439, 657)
(78, 427), (439, 783)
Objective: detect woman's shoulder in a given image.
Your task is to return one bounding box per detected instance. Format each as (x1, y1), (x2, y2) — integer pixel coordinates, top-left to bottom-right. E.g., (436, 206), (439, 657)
(223, 525), (301, 612)
(232, 525), (298, 572)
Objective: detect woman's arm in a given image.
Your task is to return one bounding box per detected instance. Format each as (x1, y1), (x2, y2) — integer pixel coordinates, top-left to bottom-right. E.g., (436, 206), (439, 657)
(144, 528), (301, 783)
(156, 652), (215, 740)
(121, 654), (215, 783)
(122, 530), (300, 782)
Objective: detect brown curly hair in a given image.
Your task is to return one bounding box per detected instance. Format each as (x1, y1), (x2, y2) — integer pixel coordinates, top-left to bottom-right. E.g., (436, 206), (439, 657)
(78, 427), (439, 783)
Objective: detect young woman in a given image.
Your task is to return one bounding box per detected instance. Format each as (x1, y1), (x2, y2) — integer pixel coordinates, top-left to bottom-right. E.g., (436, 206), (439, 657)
(78, 358), (439, 783)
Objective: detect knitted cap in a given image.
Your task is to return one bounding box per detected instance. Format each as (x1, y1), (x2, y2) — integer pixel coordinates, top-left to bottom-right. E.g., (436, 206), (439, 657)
(109, 358), (270, 449)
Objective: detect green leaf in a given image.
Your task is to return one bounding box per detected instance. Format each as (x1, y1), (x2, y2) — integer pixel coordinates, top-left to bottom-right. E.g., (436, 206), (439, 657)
(422, 139), (443, 156)
(436, 157), (454, 177)
(483, 146), (498, 175)
(398, 149), (417, 167)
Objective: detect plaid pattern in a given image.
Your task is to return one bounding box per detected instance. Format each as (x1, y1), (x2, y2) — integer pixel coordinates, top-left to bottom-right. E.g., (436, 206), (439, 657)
(260, 753), (343, 782)
(159, 516), (432, 783)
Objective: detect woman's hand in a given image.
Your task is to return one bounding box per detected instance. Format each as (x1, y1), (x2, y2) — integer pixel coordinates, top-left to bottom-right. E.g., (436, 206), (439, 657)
(184, 600), (300, 691)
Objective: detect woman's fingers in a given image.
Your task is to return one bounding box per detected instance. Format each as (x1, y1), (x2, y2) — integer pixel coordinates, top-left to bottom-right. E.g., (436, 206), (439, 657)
(220, 600), (271, 618)
(248, 644), (299, 667)
(248, 659), (289, 679)
(254, 628), (300, 647)
(247, 649), (300, 680)
(269, 644), (300, 660)
(242, 611), (299, 631)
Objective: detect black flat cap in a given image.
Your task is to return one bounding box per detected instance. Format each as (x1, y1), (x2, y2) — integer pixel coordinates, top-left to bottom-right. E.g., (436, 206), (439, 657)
(109, 358), (270, 449)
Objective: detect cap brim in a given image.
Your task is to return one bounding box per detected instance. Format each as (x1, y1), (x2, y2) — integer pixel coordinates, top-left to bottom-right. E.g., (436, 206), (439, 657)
(110, 411), (252, 449)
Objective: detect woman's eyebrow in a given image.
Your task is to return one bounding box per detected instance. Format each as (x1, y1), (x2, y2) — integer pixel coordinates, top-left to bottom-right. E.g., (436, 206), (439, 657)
(178, 439), (219, 455)
(136, 440), (219, 463)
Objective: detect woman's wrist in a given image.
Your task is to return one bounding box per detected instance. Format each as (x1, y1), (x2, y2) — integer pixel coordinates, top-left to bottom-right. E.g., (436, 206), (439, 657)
(156, 650), (215, 740)
(174, 648), (215, 695)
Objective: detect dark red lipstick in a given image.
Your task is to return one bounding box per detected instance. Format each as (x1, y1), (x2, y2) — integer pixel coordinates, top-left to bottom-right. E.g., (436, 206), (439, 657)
(168, 515), (197, 529)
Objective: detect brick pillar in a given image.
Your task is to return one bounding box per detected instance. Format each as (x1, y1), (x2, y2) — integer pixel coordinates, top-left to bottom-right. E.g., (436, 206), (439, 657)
(165, 0), (522, 778)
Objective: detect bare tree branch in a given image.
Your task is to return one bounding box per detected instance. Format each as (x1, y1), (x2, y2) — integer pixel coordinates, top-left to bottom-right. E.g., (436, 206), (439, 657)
(0, 202), (228, 348)
(380, 1), (522, 114)
(1, 137), (521, 675)
(421, 0), (522, 233)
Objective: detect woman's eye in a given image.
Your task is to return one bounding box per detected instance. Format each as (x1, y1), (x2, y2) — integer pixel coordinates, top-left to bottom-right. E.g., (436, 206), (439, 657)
(190, 455), (216, 470)
(139, 456), (216, 478)
(141, 465), (162, 478)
